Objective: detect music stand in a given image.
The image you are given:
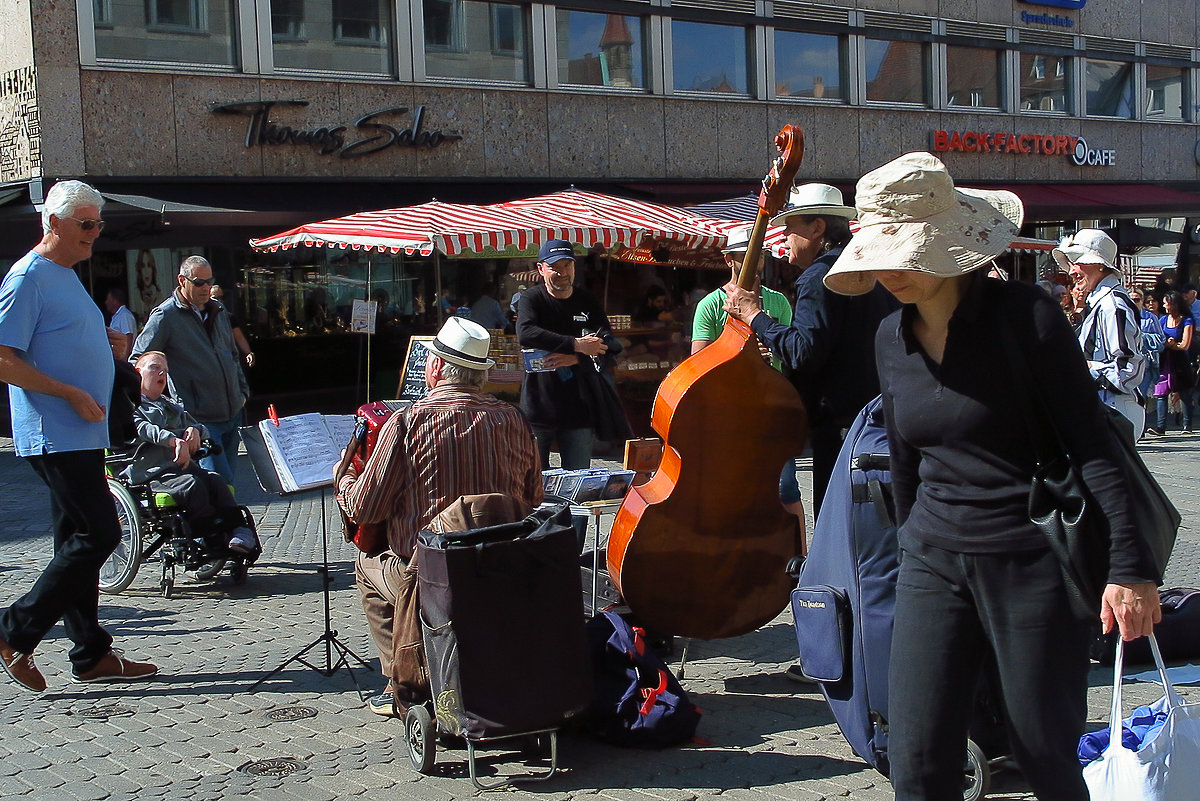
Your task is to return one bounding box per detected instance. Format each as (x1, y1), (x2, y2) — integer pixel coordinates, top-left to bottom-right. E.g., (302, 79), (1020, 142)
(241, 424), (372, 691)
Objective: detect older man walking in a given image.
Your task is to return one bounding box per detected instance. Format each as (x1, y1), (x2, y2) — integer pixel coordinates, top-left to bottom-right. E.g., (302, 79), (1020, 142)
(132, 255), (248, 482)
(1054, 229), (1146, 436)
(0, 180), (157, 691)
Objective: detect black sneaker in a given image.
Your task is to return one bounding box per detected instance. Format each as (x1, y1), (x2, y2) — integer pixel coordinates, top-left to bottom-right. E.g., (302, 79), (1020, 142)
(1144, 428), (1165, 438)
(785, 664), (818, 684)
(368, 692), (399, 717)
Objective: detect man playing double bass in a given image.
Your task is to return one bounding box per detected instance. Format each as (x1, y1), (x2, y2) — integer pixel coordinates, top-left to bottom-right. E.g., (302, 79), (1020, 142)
(724, 183), (898, 517)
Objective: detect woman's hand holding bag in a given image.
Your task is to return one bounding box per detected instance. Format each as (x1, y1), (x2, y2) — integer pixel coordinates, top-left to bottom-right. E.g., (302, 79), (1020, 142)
(1083, 634), (1200, 801)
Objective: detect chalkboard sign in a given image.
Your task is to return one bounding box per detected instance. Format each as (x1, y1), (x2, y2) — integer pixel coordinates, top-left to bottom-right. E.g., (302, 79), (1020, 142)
(397, 336), (434, 401)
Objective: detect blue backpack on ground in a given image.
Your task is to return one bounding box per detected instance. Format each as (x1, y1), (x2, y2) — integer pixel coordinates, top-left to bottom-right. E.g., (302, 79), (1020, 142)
(791, 395), (898, 774)
(585, 610), (702, 748)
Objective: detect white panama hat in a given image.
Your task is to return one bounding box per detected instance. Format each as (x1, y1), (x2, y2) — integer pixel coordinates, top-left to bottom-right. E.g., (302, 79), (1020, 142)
(824, 152), (1024, 296)
(1052, 229), (1119, 272)
(426, 316), (496, 369)
(720, 224), (757, 254)
(769, 183), (857, 225)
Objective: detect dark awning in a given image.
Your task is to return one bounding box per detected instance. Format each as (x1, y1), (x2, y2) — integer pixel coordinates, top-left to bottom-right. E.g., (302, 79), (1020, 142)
(990, 183), (1200, 221)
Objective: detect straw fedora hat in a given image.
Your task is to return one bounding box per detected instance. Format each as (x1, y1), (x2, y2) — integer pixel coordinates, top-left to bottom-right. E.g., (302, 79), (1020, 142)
(1051, 229), (1119, 273)
(426, 316), (496, 369)
(824, 152), (1024, 297)
(769, 183), (857, 225)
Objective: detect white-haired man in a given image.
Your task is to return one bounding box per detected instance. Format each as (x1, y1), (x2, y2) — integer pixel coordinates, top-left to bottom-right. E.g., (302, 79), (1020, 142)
(131, 255), (248, 482)
(336, 317), (542, 716)
(1053, 229), (1146, 436)
(0, 180), (157, 691)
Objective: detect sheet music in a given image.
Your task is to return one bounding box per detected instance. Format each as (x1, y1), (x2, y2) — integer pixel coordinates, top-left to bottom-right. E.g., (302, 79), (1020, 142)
(258, 413), (354, 492)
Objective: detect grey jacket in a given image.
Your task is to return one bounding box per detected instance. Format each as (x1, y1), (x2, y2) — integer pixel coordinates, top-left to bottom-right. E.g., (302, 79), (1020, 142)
(123, 395), (210, 484)
(131, 290), (249, 423)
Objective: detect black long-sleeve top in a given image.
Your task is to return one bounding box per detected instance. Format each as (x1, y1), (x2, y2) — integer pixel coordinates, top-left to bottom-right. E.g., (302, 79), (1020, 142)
(516, 283), (612, 429)
(751, 248), (899, 429)
(877, 273), (1156, 584)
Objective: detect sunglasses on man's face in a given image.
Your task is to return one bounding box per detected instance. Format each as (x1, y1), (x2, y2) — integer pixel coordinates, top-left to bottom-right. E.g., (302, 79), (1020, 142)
(185, 277), (215, 287)
(68, 217), (105, 232)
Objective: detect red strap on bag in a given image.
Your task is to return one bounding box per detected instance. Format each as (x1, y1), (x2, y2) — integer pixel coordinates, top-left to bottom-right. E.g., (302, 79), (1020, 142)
(639, 669), (669, 716)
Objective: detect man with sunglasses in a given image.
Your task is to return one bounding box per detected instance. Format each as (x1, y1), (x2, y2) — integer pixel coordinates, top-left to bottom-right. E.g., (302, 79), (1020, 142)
(131, 255), (249, 483)
(0, 179), (158, 691)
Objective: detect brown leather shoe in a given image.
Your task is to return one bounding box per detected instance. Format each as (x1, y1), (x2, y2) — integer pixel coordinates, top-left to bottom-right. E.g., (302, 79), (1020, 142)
(72, 651), (158, 683)
(0, 636), (47, 693)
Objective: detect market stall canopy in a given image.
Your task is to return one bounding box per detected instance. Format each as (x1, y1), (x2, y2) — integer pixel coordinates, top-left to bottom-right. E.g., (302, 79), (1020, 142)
(249, 189), (726, 257)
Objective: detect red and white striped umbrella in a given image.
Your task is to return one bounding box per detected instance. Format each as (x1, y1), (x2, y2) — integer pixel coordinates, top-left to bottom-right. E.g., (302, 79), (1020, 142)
(250, 190), (726, 256)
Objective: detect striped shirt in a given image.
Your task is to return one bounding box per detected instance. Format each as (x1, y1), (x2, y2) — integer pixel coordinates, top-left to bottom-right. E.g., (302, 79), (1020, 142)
(1078, 274), (1145, 397)
(336, 384), (543, 558)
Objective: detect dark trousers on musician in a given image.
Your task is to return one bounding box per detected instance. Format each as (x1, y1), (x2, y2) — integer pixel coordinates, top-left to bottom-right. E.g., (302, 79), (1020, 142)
(809, 422), (844, 519)
(0, 450), (118, 673)
(889, 539), (1092, 801)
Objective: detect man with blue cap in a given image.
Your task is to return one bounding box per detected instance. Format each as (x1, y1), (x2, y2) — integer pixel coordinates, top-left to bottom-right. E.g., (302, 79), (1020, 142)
(517, 239), (620, 469)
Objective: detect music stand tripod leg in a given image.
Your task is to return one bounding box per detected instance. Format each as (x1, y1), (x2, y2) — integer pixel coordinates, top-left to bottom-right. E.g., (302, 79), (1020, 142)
(250, 488), (373, 692)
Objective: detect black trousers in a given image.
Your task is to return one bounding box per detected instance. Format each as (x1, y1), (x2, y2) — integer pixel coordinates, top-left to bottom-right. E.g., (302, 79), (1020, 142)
(0, 450), (119, 671)
(889, 539), (1092, 801)
(809, 422), (843, 519)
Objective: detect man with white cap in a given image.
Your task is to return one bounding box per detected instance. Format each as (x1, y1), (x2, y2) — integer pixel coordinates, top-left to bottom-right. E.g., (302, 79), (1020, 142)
(724, 183), (898, 518)
(1053, 229), (1146, 436)
(336, 316), (542, 716)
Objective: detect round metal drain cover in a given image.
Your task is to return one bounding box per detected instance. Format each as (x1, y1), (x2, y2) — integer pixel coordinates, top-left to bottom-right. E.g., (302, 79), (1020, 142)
(239, 757), (307, 776)
(73, 704), (136, 719)
(265, 705), (318, 722)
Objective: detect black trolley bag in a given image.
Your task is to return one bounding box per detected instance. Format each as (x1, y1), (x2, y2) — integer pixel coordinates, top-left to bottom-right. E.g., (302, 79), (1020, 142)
(790, 396), (1005, 801)
(409, 502), (593, 788)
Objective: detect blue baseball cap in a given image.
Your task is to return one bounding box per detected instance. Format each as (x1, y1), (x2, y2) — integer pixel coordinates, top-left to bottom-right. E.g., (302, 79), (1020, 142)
(538, 239), (576, 264)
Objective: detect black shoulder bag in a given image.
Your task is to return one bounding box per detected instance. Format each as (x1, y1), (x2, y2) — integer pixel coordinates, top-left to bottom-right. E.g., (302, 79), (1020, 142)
(1000, 325), (1178, 621)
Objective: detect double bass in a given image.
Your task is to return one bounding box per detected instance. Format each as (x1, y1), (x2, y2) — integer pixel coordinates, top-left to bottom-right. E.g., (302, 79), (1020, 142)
(607, 126), (809, 640)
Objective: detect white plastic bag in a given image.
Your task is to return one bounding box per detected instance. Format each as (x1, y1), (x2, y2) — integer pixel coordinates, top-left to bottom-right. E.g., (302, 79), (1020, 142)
(1084, 634), (1200, 800)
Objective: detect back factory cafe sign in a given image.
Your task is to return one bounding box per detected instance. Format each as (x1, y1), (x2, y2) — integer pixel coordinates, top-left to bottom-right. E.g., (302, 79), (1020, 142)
(931, 129), (1115, 166)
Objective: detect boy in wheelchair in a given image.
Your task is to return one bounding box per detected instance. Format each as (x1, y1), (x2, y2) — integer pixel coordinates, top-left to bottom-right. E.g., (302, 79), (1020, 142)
(124, 351), (258, 555)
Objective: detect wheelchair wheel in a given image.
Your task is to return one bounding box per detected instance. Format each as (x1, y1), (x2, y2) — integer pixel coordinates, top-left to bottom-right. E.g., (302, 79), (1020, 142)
(192, 559), (227, 580)
(100, 479), (143, 594)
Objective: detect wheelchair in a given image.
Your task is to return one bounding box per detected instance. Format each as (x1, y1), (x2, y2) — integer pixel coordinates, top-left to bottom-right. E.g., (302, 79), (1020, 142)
(99, 441), (261, 598)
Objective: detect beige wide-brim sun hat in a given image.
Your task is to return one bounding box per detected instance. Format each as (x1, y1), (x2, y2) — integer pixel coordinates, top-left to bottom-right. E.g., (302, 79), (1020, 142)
(823, 152), (1024, 297)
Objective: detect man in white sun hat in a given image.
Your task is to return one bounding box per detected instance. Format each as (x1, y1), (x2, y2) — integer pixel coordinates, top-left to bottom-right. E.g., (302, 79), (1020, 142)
(724, 183), (898, 518)
(336, 316), (542, 717)
(1053, 228), (1145, 437)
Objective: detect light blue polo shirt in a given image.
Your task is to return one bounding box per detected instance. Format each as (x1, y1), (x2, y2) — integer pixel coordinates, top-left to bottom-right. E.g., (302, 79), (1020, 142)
(0, 252), (115, 455)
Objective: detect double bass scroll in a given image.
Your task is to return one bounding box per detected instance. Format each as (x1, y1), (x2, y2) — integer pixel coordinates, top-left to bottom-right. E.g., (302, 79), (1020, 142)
(606, 126), (809, 641)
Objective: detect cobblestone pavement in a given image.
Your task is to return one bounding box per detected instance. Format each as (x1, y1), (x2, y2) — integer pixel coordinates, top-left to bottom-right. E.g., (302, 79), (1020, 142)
(0, 435), (1198, 801)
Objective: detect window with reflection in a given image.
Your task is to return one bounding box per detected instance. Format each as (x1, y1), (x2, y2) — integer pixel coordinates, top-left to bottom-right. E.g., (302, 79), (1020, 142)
(271, 0), (304, 40)
(272, 0), (394, 74)
(555, 10), (645, 88)
(1020, 52), (1069, 113)
(1146, 64), (1186, 121)
(424, 0), (529, 83)
(946, 45), (1001, 109)
(672, 21), (748, 94)
(94, 0), (235, 65)
(94, 0), (113, 27)
(1085, 58), (1134, 118)
(864, 38), (927, 104)
(773, 30), (842, 100)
